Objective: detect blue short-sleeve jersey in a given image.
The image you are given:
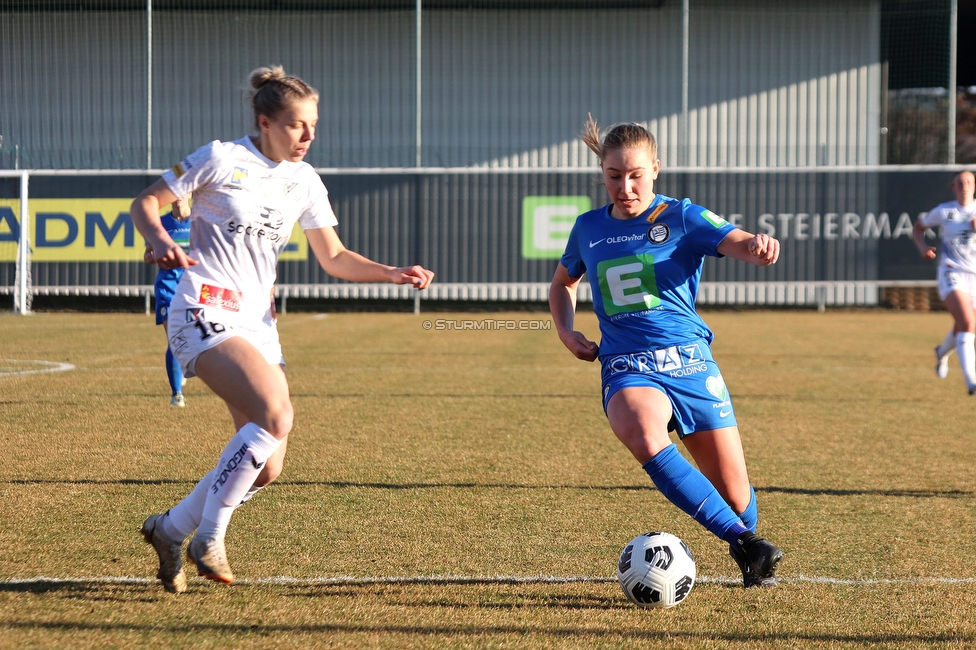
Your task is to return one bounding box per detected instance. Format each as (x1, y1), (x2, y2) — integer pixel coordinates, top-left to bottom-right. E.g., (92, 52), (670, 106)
(560, 194), (735, 355)
(154, 212), (192, 300)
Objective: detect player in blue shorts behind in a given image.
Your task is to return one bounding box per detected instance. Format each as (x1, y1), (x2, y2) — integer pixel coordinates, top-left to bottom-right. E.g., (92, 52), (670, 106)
(144, 193), (191, 407)
(549, 116), (784, 588)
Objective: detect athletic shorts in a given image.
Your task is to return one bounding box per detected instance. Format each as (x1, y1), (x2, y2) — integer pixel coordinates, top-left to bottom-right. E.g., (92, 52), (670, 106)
(938, 267), (976, 305)
(154, 268), (184, 325)
(166, 309), (283, 379)
(600, 339), (737, 438)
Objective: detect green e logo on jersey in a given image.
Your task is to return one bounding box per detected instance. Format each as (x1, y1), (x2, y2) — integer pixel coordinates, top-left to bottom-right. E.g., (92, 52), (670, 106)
(701, 209), (729, 228)
(597, 254), (661, 316)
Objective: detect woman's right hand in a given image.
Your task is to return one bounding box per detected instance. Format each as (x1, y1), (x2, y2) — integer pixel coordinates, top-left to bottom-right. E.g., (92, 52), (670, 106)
(921, 245), (937, 261)
(560, 330), (599, 362)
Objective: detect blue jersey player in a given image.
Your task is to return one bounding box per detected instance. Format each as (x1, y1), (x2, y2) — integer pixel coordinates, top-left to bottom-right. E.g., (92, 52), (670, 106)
(144, 194), (191, 407)
(549, 117), (784, 588)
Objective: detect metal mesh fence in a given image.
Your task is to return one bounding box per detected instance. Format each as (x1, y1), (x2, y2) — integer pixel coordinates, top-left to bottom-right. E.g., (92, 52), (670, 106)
(0, 0), (964, 172)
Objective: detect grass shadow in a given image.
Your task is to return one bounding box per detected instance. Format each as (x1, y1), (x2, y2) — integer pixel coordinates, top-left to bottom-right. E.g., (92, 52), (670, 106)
(1, 619), (973, 645)
(9, 479), (975, 499)
(758, 486), (973, 498)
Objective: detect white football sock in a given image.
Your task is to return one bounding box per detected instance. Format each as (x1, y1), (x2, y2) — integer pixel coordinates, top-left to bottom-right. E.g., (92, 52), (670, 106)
(162, 467), (217, 541)
(196, 423), (281, 540)
(956, 332), (976, 389)
(937, 330), (956, 358)
(161, 471), (268, 540)
(237, 484), (264, 507)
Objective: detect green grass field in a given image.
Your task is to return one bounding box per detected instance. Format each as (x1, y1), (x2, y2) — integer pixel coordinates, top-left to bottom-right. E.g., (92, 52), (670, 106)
(2, 308), (976, 649)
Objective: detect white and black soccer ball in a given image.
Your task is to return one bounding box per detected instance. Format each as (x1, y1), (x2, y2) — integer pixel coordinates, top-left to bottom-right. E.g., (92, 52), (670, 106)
(617, 531), (696, 609)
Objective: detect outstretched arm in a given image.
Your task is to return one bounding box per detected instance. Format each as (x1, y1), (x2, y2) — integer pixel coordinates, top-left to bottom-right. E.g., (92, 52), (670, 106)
(716, 229), (780, 267)
(305, 226), (434, 289)
(131, 178), (198, 270)
(549, 263), (599, 362)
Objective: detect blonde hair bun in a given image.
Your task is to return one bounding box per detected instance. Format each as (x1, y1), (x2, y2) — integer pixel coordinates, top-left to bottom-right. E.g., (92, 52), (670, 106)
(248, 65), (286, 90)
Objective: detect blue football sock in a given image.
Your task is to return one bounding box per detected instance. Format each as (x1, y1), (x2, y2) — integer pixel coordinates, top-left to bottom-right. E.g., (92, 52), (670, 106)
(166, 347), (183, 396)
(737, 485), (757, 533)
(642, 444), (749, 544)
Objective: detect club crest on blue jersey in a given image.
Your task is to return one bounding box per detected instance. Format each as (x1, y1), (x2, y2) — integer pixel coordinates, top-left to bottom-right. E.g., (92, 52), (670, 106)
(648, 223), (670, 244)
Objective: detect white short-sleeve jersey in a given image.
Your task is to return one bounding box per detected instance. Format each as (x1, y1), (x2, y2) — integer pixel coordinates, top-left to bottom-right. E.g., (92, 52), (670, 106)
(161, 136), (338, 325)
(919, 200), (976, 275)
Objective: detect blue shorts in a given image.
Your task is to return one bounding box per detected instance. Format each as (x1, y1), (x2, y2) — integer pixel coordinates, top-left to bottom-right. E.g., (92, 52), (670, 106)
(154, 268), (184, 326)
(600, 339), (737, 438)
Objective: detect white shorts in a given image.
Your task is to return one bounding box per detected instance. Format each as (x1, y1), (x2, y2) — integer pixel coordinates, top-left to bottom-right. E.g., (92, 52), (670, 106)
(166, 311), (283, 378)
(938, 267), (976, 305)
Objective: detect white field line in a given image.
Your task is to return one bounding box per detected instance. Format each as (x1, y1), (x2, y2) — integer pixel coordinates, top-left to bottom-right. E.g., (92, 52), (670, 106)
(0, 360), (75, 377)
(3, 574), (976, 587)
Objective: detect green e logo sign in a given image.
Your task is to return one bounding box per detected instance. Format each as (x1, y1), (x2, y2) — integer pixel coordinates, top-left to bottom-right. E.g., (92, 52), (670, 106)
(597, 254), (660, 316)
(521, 196), (591, 259)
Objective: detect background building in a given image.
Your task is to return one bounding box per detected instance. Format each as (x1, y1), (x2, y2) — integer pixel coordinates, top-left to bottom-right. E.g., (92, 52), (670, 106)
(2, 0), (955, 170)
(0, 0), (971, 312)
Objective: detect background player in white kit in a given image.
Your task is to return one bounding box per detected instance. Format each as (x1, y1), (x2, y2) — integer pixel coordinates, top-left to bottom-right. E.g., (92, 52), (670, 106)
(914, 170), (976, 394)
(131, 65), (434, 593)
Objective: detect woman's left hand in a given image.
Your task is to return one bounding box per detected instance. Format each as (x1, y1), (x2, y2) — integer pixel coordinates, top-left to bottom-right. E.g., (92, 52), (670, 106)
(391, 265), (435, 289)
(152, 241), (198, 270)
(748, 234), (780, 266)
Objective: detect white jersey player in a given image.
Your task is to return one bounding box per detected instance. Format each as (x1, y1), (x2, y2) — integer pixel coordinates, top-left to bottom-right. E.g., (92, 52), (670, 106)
(914, 170), (976, 394)
(131, 65), (435, 594)
(163, 135), (338, 375)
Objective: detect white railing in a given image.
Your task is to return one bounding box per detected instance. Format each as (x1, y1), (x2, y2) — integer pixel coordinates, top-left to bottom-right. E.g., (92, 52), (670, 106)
(0, 280), (939, 315)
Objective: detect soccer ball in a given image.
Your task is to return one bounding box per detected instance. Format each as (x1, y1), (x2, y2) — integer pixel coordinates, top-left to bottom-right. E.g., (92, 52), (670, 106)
(616, 532), (696, 609)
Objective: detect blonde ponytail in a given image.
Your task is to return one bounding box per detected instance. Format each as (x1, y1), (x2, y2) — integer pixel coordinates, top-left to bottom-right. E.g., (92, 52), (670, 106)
(579, 114), (657, 161)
